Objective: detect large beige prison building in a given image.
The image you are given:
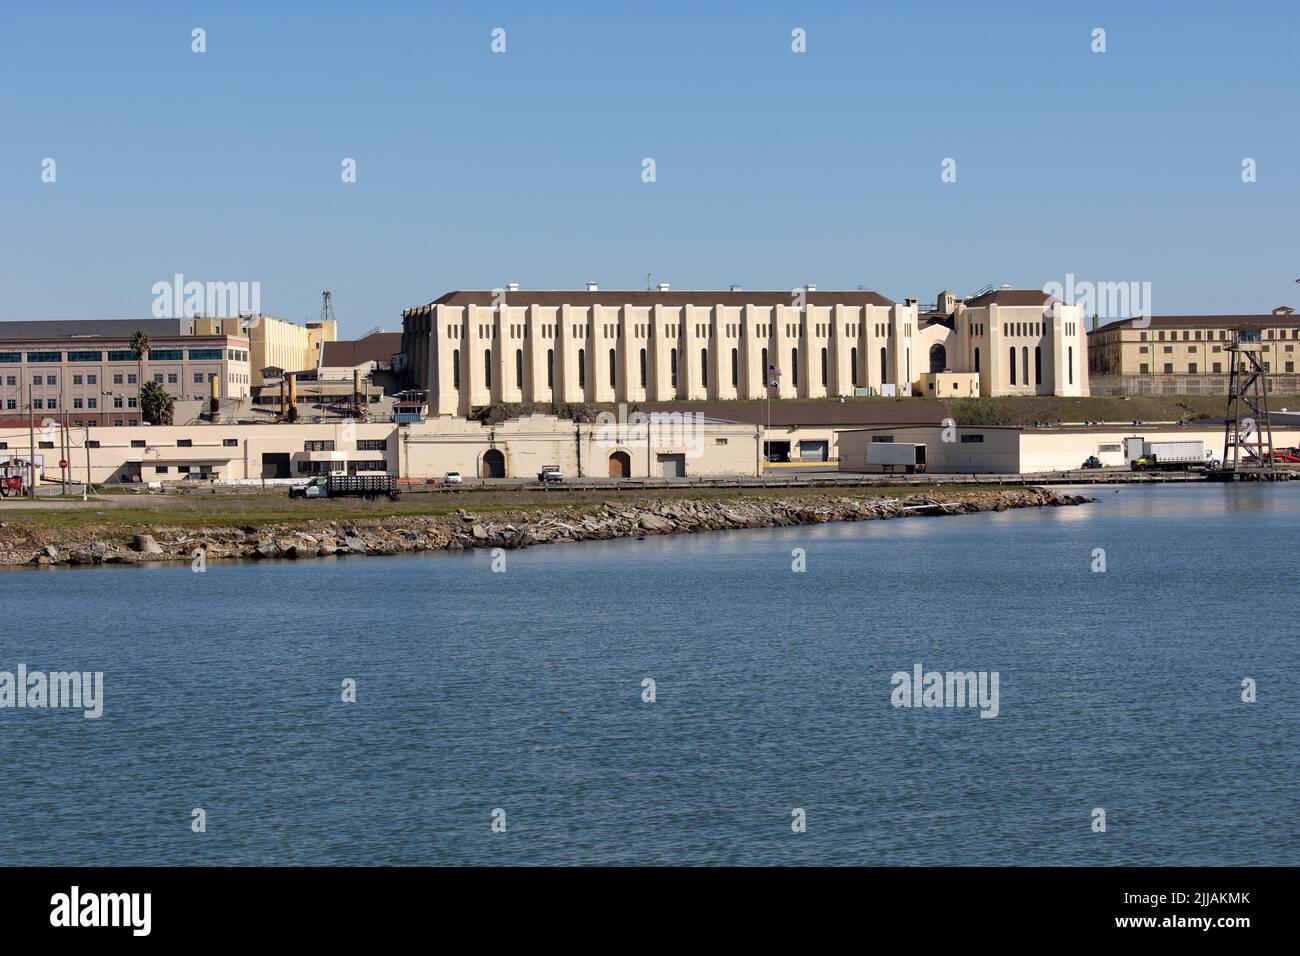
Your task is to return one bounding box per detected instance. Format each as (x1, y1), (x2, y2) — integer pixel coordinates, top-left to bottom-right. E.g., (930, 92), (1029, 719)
(1087, 307), (1300, 394)
(400, 285), (1089, 416)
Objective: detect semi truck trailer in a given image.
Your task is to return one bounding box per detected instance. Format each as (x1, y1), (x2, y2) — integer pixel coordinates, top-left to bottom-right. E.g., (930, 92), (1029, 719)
(866, 442), (927, 474)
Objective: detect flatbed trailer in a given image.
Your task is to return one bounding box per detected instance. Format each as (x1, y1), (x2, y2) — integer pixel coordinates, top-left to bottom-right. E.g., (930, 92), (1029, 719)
(289, 474), (400, 501)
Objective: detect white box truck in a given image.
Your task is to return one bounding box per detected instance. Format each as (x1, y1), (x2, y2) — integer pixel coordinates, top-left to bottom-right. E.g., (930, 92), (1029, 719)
(867, 442), (927, 473)
(1127, 439), (1214, 471)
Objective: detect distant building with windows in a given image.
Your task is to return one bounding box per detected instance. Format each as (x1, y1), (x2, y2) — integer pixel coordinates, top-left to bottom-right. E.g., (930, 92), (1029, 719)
(0, 319), (250, 427)
(401, 284), (1089, 416)
(0, 313), (336, 427)
(1087, 307), (1300, 395)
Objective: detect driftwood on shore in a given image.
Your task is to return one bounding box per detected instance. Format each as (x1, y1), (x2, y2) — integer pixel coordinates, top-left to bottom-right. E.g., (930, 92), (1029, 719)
(0, 488), (1088, 568)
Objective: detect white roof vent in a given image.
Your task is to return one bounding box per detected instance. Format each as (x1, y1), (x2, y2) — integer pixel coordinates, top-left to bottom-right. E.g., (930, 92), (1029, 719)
(506, 282), (519, 292)
(729, 284), (743, 292)
(804, 283), (817, 292)
(586, 281), (598, 292)
(999, 283), (1012, 290)
(657, 282), (671, 292)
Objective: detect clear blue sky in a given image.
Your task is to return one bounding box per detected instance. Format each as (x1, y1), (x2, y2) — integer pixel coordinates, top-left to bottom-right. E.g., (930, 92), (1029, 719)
(2, 1), (1297, 336)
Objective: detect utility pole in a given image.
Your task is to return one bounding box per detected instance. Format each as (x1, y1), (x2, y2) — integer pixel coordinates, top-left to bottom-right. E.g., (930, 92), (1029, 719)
(27, 383), (35, 497)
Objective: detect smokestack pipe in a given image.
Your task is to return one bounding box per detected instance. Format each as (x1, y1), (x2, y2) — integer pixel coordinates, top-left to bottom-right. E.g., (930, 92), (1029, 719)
(354, 368), (362, 419)
(287, 373), (298, 423)
(209, 374), (221, 424)
(279, 378), (287, 420)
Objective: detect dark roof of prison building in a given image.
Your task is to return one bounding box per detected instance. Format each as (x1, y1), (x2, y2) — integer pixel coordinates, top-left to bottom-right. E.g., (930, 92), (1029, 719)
(1090, 314), (1300, 334)
(638, 399), (950, 428)
(413, 289), (897, 311)
(319, 332), (403, 368)
(0, 319), (190, 341)
(960, 289), (1055, 308)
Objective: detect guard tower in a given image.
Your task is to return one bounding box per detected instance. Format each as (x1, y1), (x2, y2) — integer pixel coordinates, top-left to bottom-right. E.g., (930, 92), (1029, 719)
(1220, 328), (1278, 478)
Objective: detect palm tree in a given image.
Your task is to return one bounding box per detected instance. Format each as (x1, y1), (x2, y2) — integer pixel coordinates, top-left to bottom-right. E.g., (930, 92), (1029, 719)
(139, 380), (174, 425)
(129, 329), (150, 415)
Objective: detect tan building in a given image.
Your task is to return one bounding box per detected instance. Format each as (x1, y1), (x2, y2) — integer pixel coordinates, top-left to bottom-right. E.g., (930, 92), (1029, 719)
(401, 285), (1091, 417)
(0, 412), (760, 486)
(0, 318), (251, 427)
(1088, 308), (1300, 394)
(194, 313), (336, 385)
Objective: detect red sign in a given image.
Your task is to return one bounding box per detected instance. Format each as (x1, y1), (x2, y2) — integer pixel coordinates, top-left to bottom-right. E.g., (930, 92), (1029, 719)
(58, 459), (69, 469)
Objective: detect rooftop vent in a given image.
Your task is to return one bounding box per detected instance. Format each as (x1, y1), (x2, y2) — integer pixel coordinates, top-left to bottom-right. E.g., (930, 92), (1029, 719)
(804, 283), (817, 292)
(506, 282), (519, 292)
(729, 284), (743, 292)
(1272, 305), (1294, 315)
(586, 281), (598, 292)
(1000, 283), (1013, 290)
(657, 282), (671, 292)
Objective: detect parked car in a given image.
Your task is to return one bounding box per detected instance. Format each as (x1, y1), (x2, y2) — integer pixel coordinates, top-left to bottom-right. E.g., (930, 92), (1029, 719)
(537, 465), (564, 483)
(1080, 456), (1103, 469)
(443, 471), (463, 484)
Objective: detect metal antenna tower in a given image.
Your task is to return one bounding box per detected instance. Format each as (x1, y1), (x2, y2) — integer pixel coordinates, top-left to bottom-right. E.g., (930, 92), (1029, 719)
(320, 290), (336, 324)
(1220, 328), (1278, 478)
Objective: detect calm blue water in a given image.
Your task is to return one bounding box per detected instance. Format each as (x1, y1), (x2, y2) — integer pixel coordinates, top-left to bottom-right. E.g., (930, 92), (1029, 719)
(0, 485), (1296, 866)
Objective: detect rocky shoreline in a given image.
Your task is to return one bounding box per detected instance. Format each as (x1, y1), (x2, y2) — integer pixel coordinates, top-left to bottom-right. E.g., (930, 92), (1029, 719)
(0, 487), (1088, 568)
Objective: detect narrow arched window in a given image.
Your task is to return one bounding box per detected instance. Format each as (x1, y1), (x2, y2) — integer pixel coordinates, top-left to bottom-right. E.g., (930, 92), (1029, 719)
(609, 348), (617, 389)
(791, 348), (799, 388)
(639, 348), (647, 388)
(700, 348), (708, 389)
(820, 347), (828, 386)
(731, 348), (738, 387)
(484, 349), (492, 389)
(1009, 347), (1017, 385)
(452, 349), (460, 389)
(547, 349), (554, 387)
(515, 349), (523, 388)
(578, 348), (586, 388)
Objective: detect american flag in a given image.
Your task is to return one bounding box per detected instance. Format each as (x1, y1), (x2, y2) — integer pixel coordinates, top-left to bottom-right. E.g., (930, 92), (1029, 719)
(767, 364), (781, 388)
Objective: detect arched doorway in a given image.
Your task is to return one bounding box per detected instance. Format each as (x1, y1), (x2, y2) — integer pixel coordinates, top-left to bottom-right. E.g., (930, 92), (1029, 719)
(608, 451), (632, 478)
(929, 343), (947, 373)
(482, 449), (505, 478)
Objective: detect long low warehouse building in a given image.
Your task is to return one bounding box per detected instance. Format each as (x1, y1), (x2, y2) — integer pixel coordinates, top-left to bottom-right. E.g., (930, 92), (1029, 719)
(837, 423), (1300, 474)
(0, 413), (762, 486)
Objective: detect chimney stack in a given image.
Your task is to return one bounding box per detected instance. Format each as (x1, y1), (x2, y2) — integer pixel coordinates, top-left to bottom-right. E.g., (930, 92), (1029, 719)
(287, 372), (298, 423)
(586, 281), (598, 292)
(279, 377), (287, 420)
(209, 373), (221, 424)
(353, 368), (362, 419)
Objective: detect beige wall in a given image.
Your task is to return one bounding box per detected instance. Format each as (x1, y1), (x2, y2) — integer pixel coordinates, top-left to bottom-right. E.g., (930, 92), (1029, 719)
(234, 314), (335, 386)
(838, 424), (1300, 474)
(1089, 322), (1300, 377)
(0, 412), (761, 485)
(408, 297), (947, 415)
